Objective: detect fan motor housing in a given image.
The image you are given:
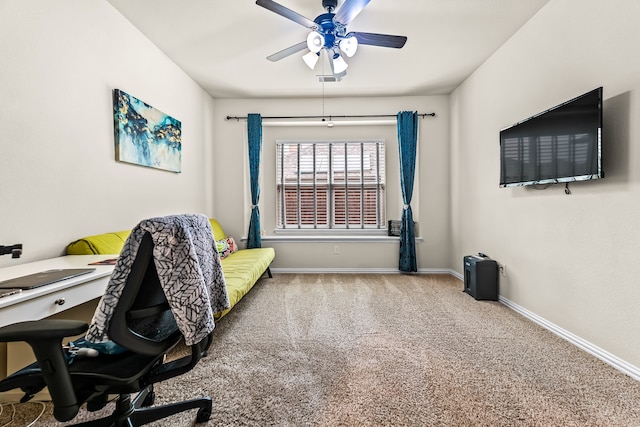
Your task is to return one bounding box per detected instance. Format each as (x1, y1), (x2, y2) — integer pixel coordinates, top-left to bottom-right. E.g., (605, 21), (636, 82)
(314, 13), (336, 29)
(314, 13), (339, 48)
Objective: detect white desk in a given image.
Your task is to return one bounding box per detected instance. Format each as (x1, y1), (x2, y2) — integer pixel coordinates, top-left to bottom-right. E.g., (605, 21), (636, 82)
(0, 255), (116, 390)
(0, 255), (116, 328)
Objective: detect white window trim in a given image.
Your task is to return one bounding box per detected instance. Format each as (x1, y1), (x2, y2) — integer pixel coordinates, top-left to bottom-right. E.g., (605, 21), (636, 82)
(276, 139), (386, 234)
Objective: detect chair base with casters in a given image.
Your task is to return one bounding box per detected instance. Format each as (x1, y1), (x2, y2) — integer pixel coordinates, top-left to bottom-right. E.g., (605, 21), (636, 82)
(73, 385), (212, 426)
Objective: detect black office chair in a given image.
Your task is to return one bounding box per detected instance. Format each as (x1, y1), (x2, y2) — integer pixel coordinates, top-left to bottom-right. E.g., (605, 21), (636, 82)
(0, 231), (214, 425)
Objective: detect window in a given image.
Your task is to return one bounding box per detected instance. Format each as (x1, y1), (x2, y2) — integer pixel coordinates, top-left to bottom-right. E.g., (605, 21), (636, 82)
(276, 140), (385, 231)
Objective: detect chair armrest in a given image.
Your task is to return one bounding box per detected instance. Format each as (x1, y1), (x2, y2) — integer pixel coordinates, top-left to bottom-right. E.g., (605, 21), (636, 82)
(0, 319), (88, 342)
(0, 319), (88, 422)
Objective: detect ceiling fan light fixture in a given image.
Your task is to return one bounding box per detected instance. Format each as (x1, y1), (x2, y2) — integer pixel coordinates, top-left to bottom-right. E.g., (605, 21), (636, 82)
(302, 51), (320, 69)
(306, 31), (324, 53)
(331, 52), (349, 75)
(339, 35), (358, 57)
(257, 0), (408, 77)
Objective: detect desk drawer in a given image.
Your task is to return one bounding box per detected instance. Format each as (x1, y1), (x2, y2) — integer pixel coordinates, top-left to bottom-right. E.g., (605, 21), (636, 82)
(0, 276), (109, 326)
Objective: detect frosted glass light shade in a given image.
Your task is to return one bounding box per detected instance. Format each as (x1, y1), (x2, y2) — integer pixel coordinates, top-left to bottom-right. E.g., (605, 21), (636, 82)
(306, 31), (324, 53)
(339, 36), (358, 57)
(331, 54), (348, 74)
(302, 51), (319, 69)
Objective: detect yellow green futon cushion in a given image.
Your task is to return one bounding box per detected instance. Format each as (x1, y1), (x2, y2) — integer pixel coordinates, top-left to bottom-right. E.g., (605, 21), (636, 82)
(65, 218), (275, 319)
(216, 247), (274, 319)
(66, 230), (131, 255)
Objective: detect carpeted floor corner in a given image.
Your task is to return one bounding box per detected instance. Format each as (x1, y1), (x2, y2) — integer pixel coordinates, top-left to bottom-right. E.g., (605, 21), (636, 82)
(3, 274), (640, 426)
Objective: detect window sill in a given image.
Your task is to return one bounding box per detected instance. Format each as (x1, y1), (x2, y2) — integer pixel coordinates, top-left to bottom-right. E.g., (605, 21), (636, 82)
(241, 235), (423, 243)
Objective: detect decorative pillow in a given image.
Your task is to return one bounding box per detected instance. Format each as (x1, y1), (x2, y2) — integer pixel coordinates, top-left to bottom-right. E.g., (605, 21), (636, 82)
(216, 238), (229, 256)
(216, 237), (239, 258)
(226, 236), (238, 253)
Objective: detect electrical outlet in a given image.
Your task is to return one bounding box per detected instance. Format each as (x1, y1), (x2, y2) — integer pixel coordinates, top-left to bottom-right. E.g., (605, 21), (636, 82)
(499, 263), (507, 277)
(334, 245), (340, 255)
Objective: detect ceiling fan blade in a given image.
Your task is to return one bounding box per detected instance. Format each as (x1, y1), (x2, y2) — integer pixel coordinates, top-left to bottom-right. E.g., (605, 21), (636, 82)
(267, 41), (308, 62)
(334, 0), (371, 25)
(350, 32), (407, 48)
(256, 0), (317, 29)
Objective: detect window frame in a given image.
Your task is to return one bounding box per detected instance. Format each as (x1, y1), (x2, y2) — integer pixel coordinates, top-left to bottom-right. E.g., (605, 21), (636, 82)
(275, 139), (387, 235)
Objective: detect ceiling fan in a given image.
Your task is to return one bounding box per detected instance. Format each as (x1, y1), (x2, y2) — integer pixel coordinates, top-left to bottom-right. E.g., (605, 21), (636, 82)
(256, 0), (407, 77)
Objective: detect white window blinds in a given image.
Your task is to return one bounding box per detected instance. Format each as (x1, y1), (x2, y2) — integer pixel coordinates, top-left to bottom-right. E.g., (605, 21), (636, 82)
(276, 140), (386, 230)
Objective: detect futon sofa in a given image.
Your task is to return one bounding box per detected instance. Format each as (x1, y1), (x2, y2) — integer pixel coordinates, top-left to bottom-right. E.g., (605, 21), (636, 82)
(66, 218), (275, 319)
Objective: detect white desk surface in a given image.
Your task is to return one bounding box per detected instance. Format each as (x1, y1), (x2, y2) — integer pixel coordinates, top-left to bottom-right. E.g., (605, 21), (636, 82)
(0, 255), (116, 318)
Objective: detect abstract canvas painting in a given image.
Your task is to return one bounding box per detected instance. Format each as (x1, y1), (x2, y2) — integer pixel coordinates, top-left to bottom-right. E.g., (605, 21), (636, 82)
(113, 89), (182, 172)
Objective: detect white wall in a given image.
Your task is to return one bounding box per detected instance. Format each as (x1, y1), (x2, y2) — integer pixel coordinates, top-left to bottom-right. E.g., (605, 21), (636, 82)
(212, 96), (450, 270)
(0, 0), (215, 267)
(451, 0), (640, 367)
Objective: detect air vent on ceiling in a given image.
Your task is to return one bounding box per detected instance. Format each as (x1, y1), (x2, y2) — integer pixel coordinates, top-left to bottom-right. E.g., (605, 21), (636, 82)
(317, 75), (342, 83)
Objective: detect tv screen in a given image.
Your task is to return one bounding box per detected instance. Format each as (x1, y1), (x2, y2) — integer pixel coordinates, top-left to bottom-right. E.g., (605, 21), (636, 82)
(499, 87), (603, 187)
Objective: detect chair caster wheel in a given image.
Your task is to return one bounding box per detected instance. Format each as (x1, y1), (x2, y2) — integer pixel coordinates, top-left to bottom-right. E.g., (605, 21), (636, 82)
(196, 406), (211, 423)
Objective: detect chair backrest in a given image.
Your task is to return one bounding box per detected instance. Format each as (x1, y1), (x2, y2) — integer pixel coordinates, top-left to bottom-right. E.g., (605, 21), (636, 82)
(108, 232), (182, 356)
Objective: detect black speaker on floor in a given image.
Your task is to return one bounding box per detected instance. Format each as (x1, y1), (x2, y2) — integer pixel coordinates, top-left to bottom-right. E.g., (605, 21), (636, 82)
(463, 255), (498, 300)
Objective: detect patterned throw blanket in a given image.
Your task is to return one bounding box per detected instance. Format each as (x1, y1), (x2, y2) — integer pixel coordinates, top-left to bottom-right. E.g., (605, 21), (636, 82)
(86, 214), (229, 346)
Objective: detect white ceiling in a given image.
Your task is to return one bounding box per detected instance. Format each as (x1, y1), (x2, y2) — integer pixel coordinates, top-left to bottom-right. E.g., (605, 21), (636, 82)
(107, 0), (550, 99)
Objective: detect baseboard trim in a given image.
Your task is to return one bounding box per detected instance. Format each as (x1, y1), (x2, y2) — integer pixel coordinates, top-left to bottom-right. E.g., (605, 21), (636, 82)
(450, 270), (464, 281)
(499, 295), (640, 382)
(448, 271), (639, 381)
(268, 268), (640, 382)
(270, 267), (456, 275)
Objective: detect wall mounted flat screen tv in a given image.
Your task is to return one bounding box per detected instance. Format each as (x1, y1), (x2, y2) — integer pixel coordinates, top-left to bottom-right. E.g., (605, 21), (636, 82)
(499, 87), (604, 187)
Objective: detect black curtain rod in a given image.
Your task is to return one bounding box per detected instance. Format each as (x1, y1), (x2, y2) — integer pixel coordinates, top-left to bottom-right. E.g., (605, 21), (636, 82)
(225, 113), (436, 121)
